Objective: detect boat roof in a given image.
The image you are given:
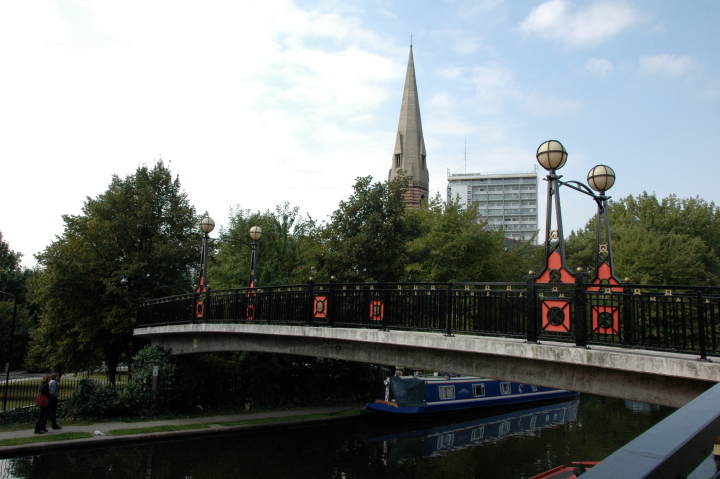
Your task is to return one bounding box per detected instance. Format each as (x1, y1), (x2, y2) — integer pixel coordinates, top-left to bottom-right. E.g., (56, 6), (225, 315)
(397, 375), (494, 382)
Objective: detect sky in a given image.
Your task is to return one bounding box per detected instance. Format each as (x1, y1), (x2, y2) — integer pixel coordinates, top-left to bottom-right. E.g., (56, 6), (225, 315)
(1, 0), (719, 268)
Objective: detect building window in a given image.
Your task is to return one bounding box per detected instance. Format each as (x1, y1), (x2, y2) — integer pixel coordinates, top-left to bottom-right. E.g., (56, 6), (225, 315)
(438, 385), (455, 400)
(395, 154), (401, 168)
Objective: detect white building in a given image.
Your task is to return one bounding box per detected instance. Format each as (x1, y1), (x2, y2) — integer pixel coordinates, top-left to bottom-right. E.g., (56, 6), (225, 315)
(447, 171), (539, 242)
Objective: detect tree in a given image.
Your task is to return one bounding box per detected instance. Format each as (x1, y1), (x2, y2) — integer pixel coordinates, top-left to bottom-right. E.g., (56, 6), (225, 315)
(566, 193), (720, 284)
(316, 176), (413, 282)
(0, 233), (35, 369)
(29, 162), (198, 382)
(404, 197), (504, 282)
(209, 203), (318, 288)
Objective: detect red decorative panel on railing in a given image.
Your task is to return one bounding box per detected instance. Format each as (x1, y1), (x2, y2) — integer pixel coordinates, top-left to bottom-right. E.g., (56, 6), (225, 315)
(313, 296), (328, 319)
(369, 300), (384, 321)
(541, 299), (571, 332)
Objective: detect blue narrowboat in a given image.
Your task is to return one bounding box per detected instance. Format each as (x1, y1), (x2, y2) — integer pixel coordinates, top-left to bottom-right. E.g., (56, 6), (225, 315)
(366, 375), (578, 414)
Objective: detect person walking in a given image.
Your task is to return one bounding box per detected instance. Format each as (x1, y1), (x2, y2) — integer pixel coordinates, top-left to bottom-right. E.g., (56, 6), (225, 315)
(34, 376), (50, 434)
(48, 373), (61, 429)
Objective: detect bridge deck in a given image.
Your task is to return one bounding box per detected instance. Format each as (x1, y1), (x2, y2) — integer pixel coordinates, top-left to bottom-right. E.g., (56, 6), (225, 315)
(134, 323), (720, 408)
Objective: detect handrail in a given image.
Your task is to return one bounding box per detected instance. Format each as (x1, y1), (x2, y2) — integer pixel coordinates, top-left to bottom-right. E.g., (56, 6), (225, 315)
(136, 280), (720, 358)
(583, 382), (720, 479)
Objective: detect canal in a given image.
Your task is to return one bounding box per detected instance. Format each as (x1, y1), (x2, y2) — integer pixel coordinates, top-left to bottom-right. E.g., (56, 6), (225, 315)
(0, 394), (671, 478)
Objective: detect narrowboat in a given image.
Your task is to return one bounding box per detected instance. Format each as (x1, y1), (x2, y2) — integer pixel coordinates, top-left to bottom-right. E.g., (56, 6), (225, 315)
(366, 374), (578, 415)
(529, 462), (598, 478)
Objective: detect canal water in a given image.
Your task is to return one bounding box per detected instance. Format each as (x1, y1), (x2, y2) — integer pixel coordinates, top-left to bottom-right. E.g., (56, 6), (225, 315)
(0, 395), (671, 478)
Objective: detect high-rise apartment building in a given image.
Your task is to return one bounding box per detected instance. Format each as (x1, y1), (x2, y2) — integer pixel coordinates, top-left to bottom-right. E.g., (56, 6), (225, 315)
(447, 171), (539, 242)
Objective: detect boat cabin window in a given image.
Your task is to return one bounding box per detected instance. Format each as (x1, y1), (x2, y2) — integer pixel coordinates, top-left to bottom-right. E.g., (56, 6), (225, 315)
(473, 383), (486, 397)
(500, 382), (512, 395)
(438, 385), (455, 400)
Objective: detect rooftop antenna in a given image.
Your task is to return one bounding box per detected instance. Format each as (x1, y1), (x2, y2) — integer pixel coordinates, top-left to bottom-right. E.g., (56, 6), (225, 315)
(464, 137), (467, 173)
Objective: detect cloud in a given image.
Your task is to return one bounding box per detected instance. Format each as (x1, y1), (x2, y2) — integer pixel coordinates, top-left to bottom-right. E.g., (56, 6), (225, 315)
(429, 28), (490, 56)
(0, 0), (405, 266)
(428, 93), (456, 109)
(585, 58), (614, 76)
(639, 54), (693, 76)
(519, 0), (639, 47)
(438, 67), (465, 79)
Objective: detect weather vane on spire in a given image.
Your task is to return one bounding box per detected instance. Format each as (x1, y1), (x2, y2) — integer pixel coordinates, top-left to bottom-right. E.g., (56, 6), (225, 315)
(410, 32), (413, 48)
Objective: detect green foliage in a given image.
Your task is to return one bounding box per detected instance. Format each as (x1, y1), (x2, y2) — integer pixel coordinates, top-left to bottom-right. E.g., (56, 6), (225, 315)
(65, 379), (121, 418)
(317, 176), (413, 282)
(63, 346), (179, 418)
(121, 345), (179, 414)
(28, 162), (199, 380)
(209, 203), (318, 288)
(0, 233), (35, 369)
(405, 197), (505, 281)
(566, 193), (720, 284)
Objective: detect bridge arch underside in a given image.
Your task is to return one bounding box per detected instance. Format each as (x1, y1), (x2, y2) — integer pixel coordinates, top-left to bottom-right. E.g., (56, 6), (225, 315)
(134, 324), (719, 408)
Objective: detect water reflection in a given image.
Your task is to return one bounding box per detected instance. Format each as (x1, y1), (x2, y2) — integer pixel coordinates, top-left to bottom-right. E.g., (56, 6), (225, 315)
(0, 395), (671, 479)
(370, 400), (579, 464)
(623, 399), (662, 415)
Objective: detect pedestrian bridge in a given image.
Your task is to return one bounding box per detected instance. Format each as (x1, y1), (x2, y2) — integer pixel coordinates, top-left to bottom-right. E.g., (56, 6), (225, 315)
(134, 281), (720, 408)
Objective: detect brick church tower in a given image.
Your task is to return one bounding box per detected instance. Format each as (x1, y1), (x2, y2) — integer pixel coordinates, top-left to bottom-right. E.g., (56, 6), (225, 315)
(388, 45), (429, 208)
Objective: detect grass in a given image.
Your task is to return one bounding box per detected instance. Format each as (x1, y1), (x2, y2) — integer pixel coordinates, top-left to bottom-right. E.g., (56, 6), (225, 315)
(109, 409), (357, 434)
(0, 432), (93, 446)
(107, 424), (209, 436)
(0, 419), (97, 433)
(213, 408), (357, 427)
(0, 407), (361, 447)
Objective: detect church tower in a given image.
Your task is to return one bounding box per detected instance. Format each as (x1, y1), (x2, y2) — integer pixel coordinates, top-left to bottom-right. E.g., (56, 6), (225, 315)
(389, 45), (429, 208)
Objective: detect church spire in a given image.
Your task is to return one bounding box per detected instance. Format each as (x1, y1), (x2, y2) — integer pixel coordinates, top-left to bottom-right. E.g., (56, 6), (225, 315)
(389, 45), (429, 208)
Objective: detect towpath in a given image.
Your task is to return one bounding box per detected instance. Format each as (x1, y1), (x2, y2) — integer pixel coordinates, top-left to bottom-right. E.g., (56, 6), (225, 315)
(0, 405), (362, 457)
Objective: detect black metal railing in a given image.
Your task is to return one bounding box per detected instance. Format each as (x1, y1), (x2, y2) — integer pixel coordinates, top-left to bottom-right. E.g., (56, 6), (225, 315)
(137, 279), (720, 359)
(0, 376), (128, 412)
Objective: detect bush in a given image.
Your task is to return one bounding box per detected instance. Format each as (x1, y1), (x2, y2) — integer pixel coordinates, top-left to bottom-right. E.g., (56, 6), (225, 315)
(118, 345), (180, 415)
(65, 379), (121, 417)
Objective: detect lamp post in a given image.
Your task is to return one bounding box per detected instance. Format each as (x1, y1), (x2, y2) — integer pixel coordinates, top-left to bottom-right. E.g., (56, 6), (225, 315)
(535, 140), (572, 281)
(248, 225), (262, 288)
(533, 140), (619, 340)
(195, 214), (215, 319)
(198, 215), (215, 287)
(586, 164), (619, 287)
(0, 291), (18, 411)
(535, 140), (618, 283)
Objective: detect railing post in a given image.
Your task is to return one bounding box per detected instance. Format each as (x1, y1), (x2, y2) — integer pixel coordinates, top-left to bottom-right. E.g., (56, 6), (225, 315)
(697, 290), (708, 360)
(205, 289), (212, 321)
(622, 284), (635, 346)
(191, 292), (197, 324)
(574, 271), (587, 347)
(445, 283), (453, 336)
(328, 277), (335, 327)
(526, 276), (538, 343)
(307, 279), (315, 325)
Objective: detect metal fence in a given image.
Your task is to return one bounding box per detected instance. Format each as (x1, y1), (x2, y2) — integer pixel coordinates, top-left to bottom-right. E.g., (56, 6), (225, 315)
(0, 377), (127, 412)
(137, 279), (720, 359)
